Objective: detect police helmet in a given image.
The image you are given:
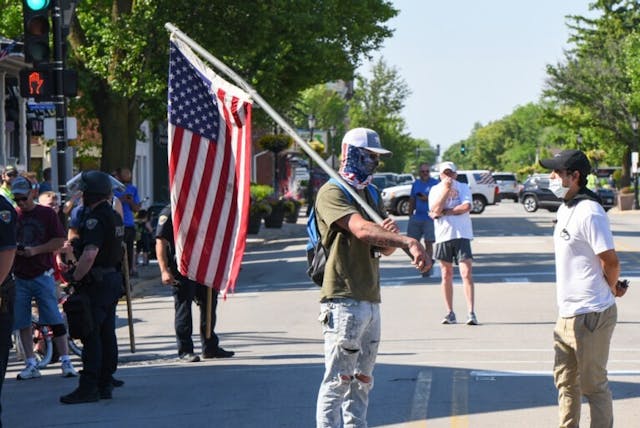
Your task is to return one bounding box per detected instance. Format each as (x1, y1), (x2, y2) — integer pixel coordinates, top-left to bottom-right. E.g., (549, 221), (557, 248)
(80, 170), (112, 196)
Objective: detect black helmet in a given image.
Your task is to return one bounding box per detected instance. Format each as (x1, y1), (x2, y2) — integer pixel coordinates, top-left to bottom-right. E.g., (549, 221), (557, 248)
(80, 170), (112, 196)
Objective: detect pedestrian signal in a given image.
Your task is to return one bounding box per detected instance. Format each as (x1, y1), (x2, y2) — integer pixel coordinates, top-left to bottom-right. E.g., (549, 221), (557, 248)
(19, 68), (53, 100)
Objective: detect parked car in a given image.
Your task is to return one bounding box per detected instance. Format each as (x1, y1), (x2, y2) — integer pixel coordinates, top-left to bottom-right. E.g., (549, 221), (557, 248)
(396, 173), (415, 184)
(372, 173), (399, 190)
(492, 172), (519, 202)
(380, 170), (498, 215)
(381, 183), (412, 215)
(518, 174), (615, 212)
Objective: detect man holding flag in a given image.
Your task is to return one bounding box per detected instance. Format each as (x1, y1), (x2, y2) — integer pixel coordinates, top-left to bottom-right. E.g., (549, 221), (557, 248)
(156, 204), (234, 361)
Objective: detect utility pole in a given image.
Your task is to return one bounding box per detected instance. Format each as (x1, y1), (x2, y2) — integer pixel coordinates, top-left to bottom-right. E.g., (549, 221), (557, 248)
(52, 0), (69, 198)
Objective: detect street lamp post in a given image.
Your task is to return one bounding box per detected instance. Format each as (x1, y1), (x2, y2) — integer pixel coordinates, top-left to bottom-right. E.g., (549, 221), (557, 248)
(306, 114), (316, 215)
(632, 117), (639, 210)
(577, 133), (583, 150)
(329, 125), (336, 169)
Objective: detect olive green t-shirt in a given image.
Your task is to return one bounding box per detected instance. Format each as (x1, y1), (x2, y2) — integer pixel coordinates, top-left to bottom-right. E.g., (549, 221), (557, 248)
(314, 182), (386, 303)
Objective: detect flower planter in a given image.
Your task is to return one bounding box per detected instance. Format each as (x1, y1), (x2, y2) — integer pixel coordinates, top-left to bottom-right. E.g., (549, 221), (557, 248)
(264, 203), (285, 228)
(284, 203), (301, 223)
(247, 212), (262, 234)
(618, 193), (634, 211)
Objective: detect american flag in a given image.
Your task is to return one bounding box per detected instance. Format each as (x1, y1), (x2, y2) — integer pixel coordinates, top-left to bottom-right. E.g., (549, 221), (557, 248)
(0, 40), (17, 62)
(168, 38), (252, 295)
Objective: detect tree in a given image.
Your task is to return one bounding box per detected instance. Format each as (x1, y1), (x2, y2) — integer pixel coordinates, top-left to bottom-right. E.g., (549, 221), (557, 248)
(291, 84), (349, 159)
(543, 1), (640, 185)
(349, 58), (426, 172)
(1, 0), (397, 172)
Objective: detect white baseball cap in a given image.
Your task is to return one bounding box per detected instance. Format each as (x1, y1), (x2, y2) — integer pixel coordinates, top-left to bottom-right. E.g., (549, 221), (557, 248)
(342, 128), (391, 155)
(439, 161), (457, 173)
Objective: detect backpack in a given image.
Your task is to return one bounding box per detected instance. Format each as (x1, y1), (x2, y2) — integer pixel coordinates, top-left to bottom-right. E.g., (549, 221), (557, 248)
(306, 178), (379, 286)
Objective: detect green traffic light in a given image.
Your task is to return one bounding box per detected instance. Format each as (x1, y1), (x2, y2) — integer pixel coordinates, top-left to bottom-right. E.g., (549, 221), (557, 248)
(25, 0), (50, 11)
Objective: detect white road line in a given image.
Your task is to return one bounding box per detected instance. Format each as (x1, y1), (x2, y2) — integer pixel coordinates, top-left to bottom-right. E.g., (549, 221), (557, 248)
(470, 370), (640, 378)
(405, 370), (432, 427)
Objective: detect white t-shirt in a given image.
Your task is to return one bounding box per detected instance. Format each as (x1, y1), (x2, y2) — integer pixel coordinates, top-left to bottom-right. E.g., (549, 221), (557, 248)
(553, 199), (615, 317)
(428, 180), (473, 243)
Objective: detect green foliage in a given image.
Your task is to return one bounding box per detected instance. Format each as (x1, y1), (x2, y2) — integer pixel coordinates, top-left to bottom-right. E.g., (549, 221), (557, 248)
(0, 0), (397, 172)
(256, 134), (293, 153)
(543, 2), (640, 186)
(349, 58), (432, 172)
(249, 183), (274, 217)
(290, 84), (349, 157)
(250, 183), (274, 201)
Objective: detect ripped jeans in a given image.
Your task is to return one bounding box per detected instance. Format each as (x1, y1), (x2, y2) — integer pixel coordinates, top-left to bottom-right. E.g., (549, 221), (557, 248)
(316, 298), (381, 428)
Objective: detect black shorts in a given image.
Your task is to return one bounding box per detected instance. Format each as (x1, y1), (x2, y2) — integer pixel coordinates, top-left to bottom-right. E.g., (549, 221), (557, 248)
(434, 238), (473, 264)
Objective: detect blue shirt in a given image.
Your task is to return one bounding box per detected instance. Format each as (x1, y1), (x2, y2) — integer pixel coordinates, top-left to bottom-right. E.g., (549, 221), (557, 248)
(410, 177), (439, 221)
(114, 184), (140, 227)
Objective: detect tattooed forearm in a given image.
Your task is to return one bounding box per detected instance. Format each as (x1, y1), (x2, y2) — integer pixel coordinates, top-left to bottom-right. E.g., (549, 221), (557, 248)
(359, 222), (411, 249)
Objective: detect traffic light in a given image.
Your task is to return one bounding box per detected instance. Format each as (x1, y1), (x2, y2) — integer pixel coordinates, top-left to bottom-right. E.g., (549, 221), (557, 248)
(461, 143), (466, 156)
(22, 0), (52, 65)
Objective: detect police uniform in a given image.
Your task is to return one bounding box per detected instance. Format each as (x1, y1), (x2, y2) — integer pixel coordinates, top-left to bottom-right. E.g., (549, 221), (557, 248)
(155, 205), (232, 359)
(0, 196), (17, 424)
(72, 199), (124, 397)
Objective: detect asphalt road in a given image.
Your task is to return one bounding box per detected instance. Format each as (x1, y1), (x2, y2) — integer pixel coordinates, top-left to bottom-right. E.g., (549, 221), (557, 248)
(3, 201), (640, 427)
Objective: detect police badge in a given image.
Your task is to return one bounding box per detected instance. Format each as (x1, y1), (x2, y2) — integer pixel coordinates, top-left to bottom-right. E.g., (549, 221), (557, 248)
(0, 210), (11, 224)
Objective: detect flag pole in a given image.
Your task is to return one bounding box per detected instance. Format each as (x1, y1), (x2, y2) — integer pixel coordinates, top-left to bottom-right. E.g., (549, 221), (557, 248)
(164, 23), (383, 224)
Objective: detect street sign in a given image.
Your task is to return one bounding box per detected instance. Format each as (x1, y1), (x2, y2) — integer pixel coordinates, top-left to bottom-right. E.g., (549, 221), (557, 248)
(27, 101), (55, 111)
(44, 117), (77, 140)
(632, 151), (638, 174)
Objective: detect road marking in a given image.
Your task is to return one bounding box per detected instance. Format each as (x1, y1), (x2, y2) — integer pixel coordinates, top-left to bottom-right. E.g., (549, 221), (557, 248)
(470, 370), (640, 378)
(451, 369), (469, 427)
(404, 370), (432, 427)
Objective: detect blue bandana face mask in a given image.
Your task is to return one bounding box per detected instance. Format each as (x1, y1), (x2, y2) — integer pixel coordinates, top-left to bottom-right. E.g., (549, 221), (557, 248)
(340, 146), (380, 189)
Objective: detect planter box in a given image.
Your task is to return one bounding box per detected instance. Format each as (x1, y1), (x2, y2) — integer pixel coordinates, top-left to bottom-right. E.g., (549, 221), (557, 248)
(247, 213), (262, 234)
(618, 193), (634, 211)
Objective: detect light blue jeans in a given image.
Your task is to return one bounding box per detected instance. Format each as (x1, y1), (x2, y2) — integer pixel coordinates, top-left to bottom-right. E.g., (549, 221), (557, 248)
(316, 298), (381, 428)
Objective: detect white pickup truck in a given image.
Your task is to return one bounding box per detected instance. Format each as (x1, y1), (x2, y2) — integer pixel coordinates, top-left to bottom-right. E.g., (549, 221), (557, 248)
(381, 170), (498, 215)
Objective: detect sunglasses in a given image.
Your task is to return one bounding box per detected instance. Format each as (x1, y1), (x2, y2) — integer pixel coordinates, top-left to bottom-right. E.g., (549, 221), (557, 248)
(14, 196), (28, 202)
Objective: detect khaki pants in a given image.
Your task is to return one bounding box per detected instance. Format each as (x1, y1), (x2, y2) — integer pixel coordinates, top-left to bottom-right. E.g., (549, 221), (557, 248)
(553, 304), (617, 428)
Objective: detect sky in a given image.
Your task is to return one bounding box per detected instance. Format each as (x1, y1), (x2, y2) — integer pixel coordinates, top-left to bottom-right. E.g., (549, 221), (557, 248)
(358, 0), (597, 151)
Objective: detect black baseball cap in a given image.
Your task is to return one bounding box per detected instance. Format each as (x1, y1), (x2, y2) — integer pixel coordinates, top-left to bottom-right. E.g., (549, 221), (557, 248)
(539, 149), (591, 177)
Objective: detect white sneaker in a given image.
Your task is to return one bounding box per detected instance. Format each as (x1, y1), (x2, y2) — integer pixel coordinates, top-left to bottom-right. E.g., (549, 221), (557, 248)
(17, 364), (41, 380)
(61, 360), (79, 377)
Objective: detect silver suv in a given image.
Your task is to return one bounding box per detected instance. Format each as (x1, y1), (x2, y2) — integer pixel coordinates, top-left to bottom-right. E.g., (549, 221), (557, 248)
(492, 172), (519, 202)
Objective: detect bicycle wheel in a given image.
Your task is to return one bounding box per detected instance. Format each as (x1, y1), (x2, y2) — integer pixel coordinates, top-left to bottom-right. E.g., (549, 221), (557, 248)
(68, 337), (83, 357)
(60, 311), (83, 357)
(33, 324), (53, 369)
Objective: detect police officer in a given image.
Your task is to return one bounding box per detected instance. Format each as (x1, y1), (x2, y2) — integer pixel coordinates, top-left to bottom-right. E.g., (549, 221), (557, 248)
(0, 193), (17, 426)
(60, 171), (125, 404)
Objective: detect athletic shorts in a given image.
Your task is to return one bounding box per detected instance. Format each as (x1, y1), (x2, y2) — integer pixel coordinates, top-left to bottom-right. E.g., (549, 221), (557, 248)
(13, 272), (64, 330)
(407, 218), (435, 243)
(434, 238), (473, 265)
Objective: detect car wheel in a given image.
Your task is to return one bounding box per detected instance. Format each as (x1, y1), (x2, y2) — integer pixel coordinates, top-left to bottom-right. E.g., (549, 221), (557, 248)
(523, 196), (538, 212)
(471, 195), (486, 214)
(396, 197), (411, 216)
